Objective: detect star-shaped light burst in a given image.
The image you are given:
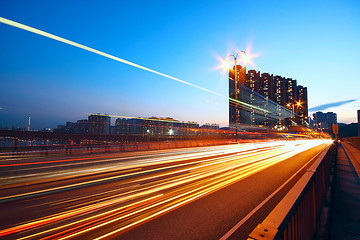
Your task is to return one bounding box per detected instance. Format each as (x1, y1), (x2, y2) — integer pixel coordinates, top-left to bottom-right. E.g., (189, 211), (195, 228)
(216, 50), (257, 73)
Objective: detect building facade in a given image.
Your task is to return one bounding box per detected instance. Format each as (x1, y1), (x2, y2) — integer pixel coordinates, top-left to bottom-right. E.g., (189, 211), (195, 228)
(229, 68), (292, 128)
(229, 65), (247, 125)
(114, 117), (200, 136)
(229, 65), (308, 128)
(297, 85), (308, 124)
(313, 111), (337, 130)
(285, 78), (297, 106)
(88, 114), (110, 135)
(259, 73), (274, 101)
(274, 75), (286, 107)
(246, 70), (260, 93)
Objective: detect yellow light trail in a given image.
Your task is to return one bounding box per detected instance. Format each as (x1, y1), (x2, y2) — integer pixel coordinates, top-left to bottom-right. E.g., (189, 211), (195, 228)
(0, 143), (260, 188)
(0, 140), (332, 239)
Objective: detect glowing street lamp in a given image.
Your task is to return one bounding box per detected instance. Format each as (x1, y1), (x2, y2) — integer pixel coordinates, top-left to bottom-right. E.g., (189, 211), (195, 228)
(295, 101), (309, 125)
(287, 101), (303, 121)
(295, 101), (303, 118)
(224, 51), (248, 83)
(286, 103), (295, 119)
(224, 50), (248, 142)
(224, 50), (248, 110)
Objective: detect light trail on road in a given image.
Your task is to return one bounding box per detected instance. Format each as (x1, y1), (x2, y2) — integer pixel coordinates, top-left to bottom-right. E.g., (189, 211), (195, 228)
(0, 139), (332, 239)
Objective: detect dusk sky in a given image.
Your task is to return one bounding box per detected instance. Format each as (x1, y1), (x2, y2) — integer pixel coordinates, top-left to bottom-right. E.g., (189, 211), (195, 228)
(1, 0), (359, 130)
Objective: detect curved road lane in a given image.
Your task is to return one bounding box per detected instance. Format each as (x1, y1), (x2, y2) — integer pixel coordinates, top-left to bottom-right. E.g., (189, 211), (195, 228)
(117, 142), (330, 240)
(0, 139), (332, 239)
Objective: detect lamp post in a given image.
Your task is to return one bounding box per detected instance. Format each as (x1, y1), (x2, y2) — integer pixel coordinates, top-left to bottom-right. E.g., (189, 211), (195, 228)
(287, 101), (302, 117)
(226, 51), (247, 142)
(295, 101), (303, 124)
(287, 103), (295, 119)
(226, 51), (247, 100)
(226, 51), (247, 120)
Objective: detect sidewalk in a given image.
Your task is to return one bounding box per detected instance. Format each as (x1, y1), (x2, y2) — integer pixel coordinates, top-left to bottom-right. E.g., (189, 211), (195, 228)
(330, 142), (360, 239)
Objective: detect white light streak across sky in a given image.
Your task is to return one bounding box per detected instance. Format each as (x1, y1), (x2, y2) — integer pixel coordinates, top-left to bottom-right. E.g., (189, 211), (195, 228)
(0, 17), (222, 97)
(0, 16), (268, 119)
(2, 1), (360, 126)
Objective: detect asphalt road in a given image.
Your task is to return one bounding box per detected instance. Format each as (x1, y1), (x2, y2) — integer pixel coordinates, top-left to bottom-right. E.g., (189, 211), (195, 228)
(0, 139), (331, 239)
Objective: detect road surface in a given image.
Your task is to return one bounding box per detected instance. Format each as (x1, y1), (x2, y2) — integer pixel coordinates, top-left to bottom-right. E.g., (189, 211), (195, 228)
(0, 139), (332, 239)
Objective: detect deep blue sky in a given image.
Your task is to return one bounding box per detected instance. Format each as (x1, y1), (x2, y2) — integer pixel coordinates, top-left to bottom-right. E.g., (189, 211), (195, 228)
(1, 0), (359, 129)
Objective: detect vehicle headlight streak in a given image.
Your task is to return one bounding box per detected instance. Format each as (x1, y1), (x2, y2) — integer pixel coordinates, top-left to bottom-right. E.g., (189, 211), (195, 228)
(0, 140), (332, 239)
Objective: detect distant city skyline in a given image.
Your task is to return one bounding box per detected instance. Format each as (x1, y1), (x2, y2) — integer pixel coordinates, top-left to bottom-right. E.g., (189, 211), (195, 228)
(51, 113), (223, 136)
(1, 1), (359, 130)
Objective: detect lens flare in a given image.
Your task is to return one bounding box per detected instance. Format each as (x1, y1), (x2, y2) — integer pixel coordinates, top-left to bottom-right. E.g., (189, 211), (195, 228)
(241, 53), (251, 65)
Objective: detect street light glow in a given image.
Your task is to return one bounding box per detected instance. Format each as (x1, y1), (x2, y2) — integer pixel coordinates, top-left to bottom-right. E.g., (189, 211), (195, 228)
(221, 58), (233, 70)
(240, 52), (251, 65)
(219, 50), (250, 71)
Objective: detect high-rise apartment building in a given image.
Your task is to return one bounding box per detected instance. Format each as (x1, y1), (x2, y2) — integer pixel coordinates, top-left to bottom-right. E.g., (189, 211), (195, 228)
(229, 65), (307, 127)
(313, 111), (337, 130)
(246, 70), (260, 93)
(229, 65), (246, 125)
(229, 66), (292, 127)
(274, 75), (286, 107)
(115, 118), (130, 135)
(74, 119), (88, 134)
(297, 86), (308, 123)
(114, 117), (199, 136)
(285, 78), (297, 106)
(259, 73), (274, 101)
(54, 120), (88, 134)
(88, 114), (110, 135)
(229, 65), (246, 86)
